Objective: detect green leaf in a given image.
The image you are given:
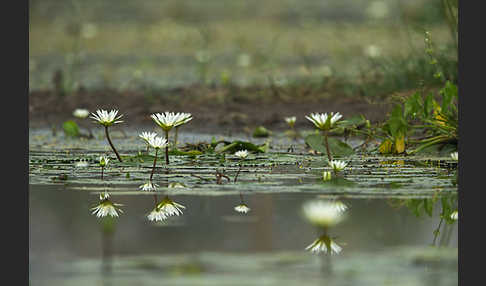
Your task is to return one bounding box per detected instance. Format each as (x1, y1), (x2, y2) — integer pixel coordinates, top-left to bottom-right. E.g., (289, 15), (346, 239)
(305, 134), (355, 157)
(216, 140), (268, 154)
(62, 120), (80, 137)
(252, 126), (271, 138)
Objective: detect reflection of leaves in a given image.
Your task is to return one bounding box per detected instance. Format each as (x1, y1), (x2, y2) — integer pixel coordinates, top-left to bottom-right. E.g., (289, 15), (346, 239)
(63, 120), (80, 137)
(305, 135), (355, 157)
(405, 197), (438, 217)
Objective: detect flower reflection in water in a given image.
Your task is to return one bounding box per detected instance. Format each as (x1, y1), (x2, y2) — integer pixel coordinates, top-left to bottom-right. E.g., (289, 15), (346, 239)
(147, 195), (186, 222)
(234, 192), (251, 214)
(302, 198), (348, 274)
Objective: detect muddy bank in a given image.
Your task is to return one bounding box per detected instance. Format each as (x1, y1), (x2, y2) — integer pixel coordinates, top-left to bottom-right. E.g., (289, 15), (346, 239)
(29, 85), (397, 132)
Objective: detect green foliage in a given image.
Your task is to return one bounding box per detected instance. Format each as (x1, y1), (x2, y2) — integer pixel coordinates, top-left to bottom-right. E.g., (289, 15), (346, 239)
(62, 120), (80, 137)
(213, 140), (269, 154)
(305, 134), (355, 157)
(252, 126), (271, 138)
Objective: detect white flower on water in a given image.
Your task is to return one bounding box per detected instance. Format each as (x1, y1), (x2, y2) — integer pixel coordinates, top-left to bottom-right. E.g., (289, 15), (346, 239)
(91, 199), (123, 218)
(174, 112), (193, 127)
(147, 136), (168, 150)
(73, 108), (90, 119)
(450, 210), (458, 220)
(90, 109), (123, 127)
(139, 181), (159, 191)
(305, 112), (342, 130)
(234, 203), (251, 214)
(151, 112), (192, 132)
(322, 171), (332, 181)
(450, 152), (458, 161)
(139, 131), (158, 144)
(285, 116), (297, 128)
(99, 156), (110, 167)
(305, 235), (342, 255)
(329, 160), (347, 172)
(303, 200), (346, 227)
(74, 159), (89, 168)
(235, 150), (249, 159)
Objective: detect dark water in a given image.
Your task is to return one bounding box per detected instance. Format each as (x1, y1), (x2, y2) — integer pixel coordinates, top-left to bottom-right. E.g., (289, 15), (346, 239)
(30, 184), (457, 286)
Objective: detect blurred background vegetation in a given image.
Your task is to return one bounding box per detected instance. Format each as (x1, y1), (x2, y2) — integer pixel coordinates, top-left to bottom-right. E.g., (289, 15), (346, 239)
(29, 0), (457, 98)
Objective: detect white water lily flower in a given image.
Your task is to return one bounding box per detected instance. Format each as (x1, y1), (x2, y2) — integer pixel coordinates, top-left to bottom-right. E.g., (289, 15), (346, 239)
(139, 181), (159, 191)
(322, 171), (332, 181)
(174, 112), (193, 127)
(303, 200), (346, 227)
(99, 156), (110, 167)
(74, 159), (89, 168)
(450, 152), (458, 161)
(329, 160), (347, 172)
(151, 112), (189, 131)
(305, 235), (342, 255)
(305, 112), (342, 130)
(155, 197), (186, 218)
(73, 108), (90, 118)
(147, 136), (168, 149)
(285, 116), (297, 127)
(450, 210), (458, 220)
(139, 131), (158, 144)
(235, 150), (249, 159)
(91, 199), (123, 218)
(234, 203), (251, 214)
(90, 109), (123, 127)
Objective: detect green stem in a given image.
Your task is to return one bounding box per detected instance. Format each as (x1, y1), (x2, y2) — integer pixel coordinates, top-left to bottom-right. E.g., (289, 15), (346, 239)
(105, 126), (122, 162)
(150, 148), (158, 181)
(323, 130), (332, 161)
(165, 130), (170, 165)
(234, 162), (242, 183)
(101, 166), (104, 180)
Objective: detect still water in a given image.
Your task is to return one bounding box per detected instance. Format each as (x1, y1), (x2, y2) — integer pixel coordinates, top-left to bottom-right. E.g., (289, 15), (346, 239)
(30, 184), (457, 286)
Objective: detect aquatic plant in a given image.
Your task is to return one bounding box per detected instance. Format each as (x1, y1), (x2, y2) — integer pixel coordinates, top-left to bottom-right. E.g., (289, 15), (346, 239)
(305, 234), (342, 255)
(91, 192), (123, 218)
(306, 112), (343, 161)
(98, 156), (110, 180)
(285, 116), (296, 129)
(73, 108), (89, 119)
(328, 160), (348, 174)
(147, 136), (168, 181)
(450, 210), (458, 221)
(139, 131), (157, 153)
(450, 152), (458, 161)
(234, 149), (249, 182)
(322, 171), (332, 181)
(90, 109), (124, 162)
(151, 112), (192, 164)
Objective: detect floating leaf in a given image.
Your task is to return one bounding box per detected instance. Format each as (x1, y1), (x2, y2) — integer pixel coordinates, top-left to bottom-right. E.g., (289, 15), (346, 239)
(252, 126), (271, 138)
(305, 134), (354, 157)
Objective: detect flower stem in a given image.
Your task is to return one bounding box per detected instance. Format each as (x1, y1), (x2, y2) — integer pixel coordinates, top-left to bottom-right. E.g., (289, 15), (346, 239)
(323, 130), (333, 161)
(101, 166), (104, 180)
(234, 162), (242, 183)
(105, 126), (122, 162)
(153, 194), (158, 207)
(165, 130), (170, 165)
(150, 148), (158, 181)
